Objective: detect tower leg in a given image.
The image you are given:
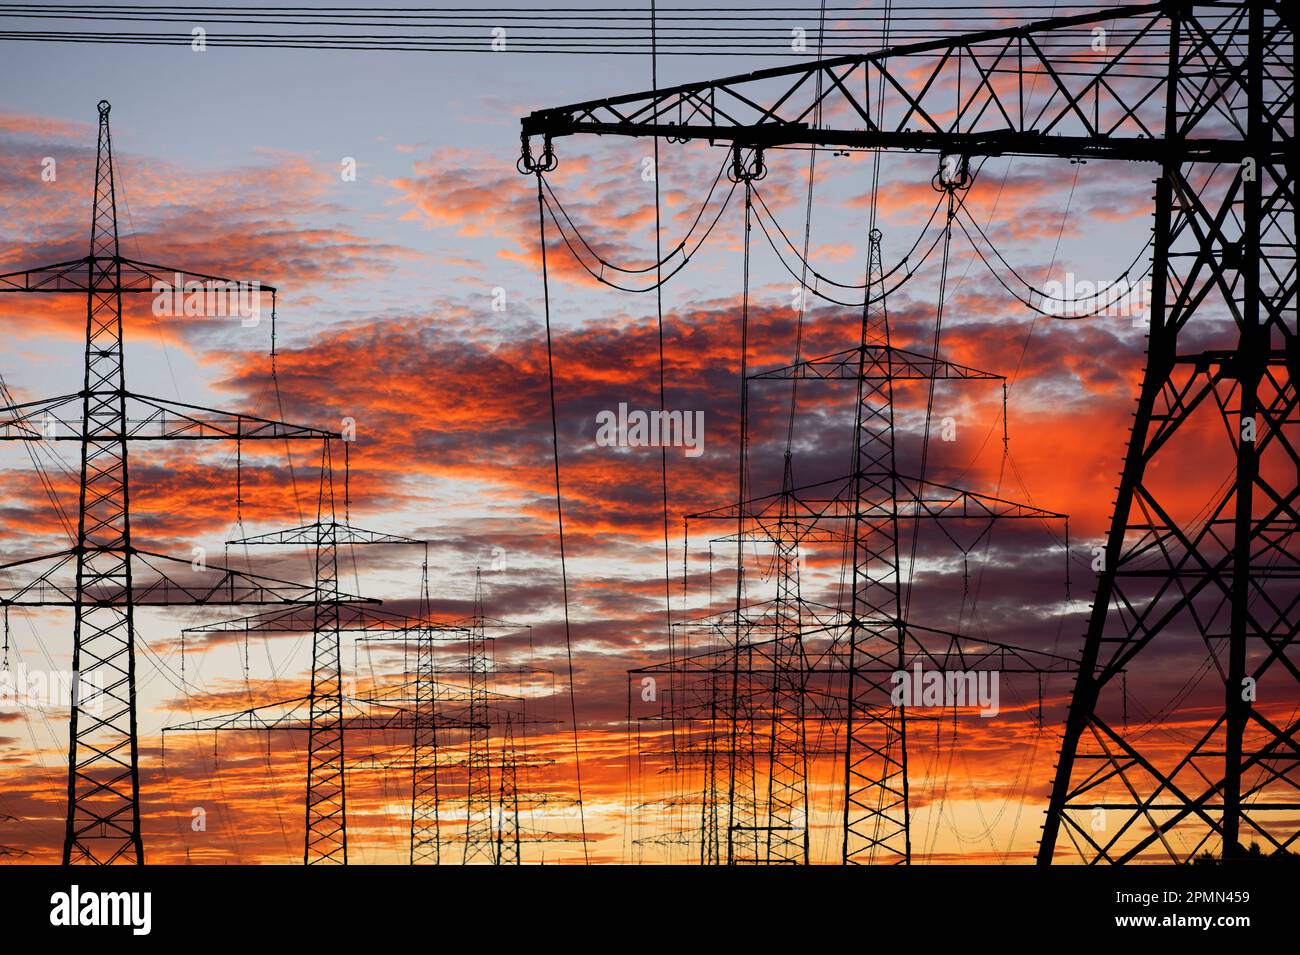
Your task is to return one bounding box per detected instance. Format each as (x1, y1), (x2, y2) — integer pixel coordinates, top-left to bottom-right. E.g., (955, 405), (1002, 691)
(64, 100), (143, 867)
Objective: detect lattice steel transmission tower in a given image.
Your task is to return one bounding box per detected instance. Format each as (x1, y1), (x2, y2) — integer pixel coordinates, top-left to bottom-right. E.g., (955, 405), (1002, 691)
(0, 101), (340, 864)
(357, 567), (528, 865)
(409, 602), (442, 865)
(167, 457), (439, 864)
(495, 713), (522, 865)
(644, 225), (1067, 864)
(523, 0), (1297, 864)
(352, 589), (559, 865)
(463, 568), (495, 863)
(1038, 2), (1298, 864)
(165, 602), (471, 864)
(347, 540), (458, 864)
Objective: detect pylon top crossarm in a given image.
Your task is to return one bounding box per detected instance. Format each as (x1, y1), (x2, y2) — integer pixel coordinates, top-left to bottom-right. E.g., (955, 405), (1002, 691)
(356, 681), (530, 707)
(162, 695), (314, 733)
(521, 1), (1285, 164)
(162, 700), (544, 739)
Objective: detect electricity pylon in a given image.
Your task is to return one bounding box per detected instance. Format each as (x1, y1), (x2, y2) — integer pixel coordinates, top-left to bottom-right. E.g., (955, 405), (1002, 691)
(763, 461), (809, 865)
(355, 569), (552, 864)
(524, 0), (1298, 863)
(626, 224), (1069, 863)
(351, 626), (559, 864)
(0, 101), (341, 864)
(463, 568), (494, 863)
(495, 713), (521, 865)
(168, 449), (439, 864)
(410, 609), (442, 864)
(165, 603), (472, 864)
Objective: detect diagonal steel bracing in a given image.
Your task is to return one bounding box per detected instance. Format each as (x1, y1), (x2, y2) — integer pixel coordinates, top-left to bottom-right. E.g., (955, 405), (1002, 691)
(524, 1), (1296, 863)
(0, 101), (339, 864)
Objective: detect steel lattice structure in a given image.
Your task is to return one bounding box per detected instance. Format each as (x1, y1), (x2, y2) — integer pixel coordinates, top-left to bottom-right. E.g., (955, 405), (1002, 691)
(170, 557), (560, 865)
(165, 600), (474, 864)
(523, 0), (1298, 864)
(495, 713), (522, 865)
(351, 568), (557, 865)
(623, 219), (1071, 865)
(0, 102), (343, 864)
(463, 569), (495, 863)
(167, 471), (439, 865)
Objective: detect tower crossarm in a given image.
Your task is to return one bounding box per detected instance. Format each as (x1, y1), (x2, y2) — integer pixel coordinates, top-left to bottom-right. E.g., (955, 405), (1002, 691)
(161, 696), (479, 734)
(521, 2), (1280, 165)
(0, 547), (376, 607)
(227, 522), (425, 547)
(0, 255), (275, 296)
(632, 626), (1075, 677)
(0, 391), (338, 442)
(750, 345), (1004, 382)
(182, 604), (464, 635)
(687, 474), (1065, 529)
(163, 696), (314, 733)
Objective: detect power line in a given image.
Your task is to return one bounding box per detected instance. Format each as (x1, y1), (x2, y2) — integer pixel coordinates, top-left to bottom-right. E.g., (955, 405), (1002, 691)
(0, 4), (1173, 55)
(532, 168), (591, 864)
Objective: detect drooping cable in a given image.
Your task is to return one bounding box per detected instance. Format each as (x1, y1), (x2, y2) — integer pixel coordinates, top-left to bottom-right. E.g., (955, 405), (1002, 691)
(539, 172), (737, 293)
(751, 184), (946, 290)
(648, 0), (682, 858)
(955, 199), (1154, 319)
(749, 184), (949, 307)
(533, 169), (590, 863)
(902, 189), (954, 622)
(540, 154), (729, 275)
(725, 176), (754, 864)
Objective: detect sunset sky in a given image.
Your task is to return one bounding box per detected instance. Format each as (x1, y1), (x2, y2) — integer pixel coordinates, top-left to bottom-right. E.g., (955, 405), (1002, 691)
(0, 1), (1273, 865)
